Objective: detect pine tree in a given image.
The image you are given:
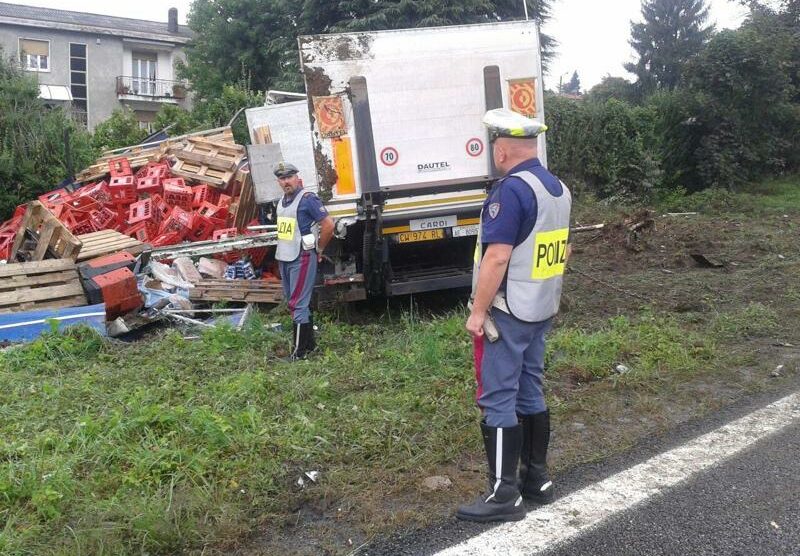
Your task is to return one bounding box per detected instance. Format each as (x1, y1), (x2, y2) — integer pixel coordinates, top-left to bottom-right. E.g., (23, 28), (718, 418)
(563, 71), (581, 95)
(625, 0), (714, 92)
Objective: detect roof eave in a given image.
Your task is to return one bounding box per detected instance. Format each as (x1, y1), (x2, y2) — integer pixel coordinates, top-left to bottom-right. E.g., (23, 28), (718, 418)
(0, 16), (192, 44)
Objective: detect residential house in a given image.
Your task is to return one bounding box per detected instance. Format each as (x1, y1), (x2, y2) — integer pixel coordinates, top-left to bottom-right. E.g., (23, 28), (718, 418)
(0, 2), (192, 130)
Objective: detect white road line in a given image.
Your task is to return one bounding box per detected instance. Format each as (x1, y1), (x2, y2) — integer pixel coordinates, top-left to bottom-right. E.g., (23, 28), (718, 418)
(434, 391), (800, 556)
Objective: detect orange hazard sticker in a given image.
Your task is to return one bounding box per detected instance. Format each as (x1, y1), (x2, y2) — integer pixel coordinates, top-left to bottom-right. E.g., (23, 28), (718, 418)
(313, 95), (347, 138)
(509, 78), (537, 118)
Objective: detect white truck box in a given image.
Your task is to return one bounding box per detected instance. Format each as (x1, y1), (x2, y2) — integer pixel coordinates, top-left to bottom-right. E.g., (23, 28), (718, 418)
(298, 20), (545, 202)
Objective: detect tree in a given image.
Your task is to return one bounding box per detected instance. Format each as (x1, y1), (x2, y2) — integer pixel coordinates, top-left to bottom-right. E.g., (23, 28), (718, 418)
(682, 26), (799, 187)
(0, 51), (94, 219)
(180, 0), (301, 100)
(586, 76), (637, 104)
(191, 84), (265, 144)
(562, 70), (581, 95)
(625, 0), (714, 93)
(90, 108), (148, 152)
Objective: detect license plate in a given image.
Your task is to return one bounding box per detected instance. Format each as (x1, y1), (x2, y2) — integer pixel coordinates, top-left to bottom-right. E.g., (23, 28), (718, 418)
(397, 229), (445, 243)
(452, 224), (479, 238)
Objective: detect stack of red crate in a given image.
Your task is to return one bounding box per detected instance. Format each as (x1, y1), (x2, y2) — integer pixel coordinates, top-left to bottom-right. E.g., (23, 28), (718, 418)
(0, 155), (259, 254)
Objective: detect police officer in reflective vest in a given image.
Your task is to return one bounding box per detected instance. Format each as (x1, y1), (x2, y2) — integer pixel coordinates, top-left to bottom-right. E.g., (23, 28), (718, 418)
(457, 109), (572, 522)
(274, 162), (335, 359)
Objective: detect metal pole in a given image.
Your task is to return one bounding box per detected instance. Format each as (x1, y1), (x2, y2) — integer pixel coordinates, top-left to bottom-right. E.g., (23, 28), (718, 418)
(523, 0), (529, 20)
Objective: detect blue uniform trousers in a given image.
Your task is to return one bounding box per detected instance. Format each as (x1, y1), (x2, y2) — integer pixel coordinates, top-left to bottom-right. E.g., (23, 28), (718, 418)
(475, 308), (553, 428)
(279, 250), (317, 324)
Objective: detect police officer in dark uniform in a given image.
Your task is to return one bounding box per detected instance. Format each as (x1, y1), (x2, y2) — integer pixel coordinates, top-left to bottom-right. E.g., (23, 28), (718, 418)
(273, 162), (335, 359)
(457, 109), (572, 522)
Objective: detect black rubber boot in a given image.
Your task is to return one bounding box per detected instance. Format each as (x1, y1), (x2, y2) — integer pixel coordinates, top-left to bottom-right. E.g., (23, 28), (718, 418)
(519, 411), (554, 503)
(307, 315), (317, 352)
(456, 422), (525, 522)
(291, 322), (314, 360)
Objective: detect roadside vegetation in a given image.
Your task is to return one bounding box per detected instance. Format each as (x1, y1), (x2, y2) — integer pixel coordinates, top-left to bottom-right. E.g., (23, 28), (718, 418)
(2, 178), (798, 555)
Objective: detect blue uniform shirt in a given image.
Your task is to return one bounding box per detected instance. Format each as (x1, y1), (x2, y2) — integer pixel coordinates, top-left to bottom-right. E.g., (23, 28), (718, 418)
(282, 189), (329, 234)
(481, 158), (565, 249)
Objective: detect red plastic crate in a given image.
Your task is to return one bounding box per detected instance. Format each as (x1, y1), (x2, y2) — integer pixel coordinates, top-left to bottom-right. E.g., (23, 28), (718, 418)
(162, 177), (186, 188)
(192, 184), (219, 209)
(89, 206), (121, 231)
(151, 231), (183, 247)
(69, 218), (96, 236)
(159, 206), (195, 237)
(77, 181), (112, 205)
(135, 164), (150, 180)
(0, 216), (22, 234)
(247, 247), (268, 268)
(212, 227), (239, 240)
(124, 221), (158, 242)
(188, 214), (216, 242)
(0, 230), (16, 261)
(109, 178), (137, 209)
(217, 194), (232, 209)
(127, 198), (153, 225)
(147, 162), (170, 179)
(92, 267), (142, 319)
(136, 176), (163, 196)
(108, 157), (132, 177)
(149, 194), (171, 224)
(38, 188), (72, 208)
(197, 201), (229, 226)
(216, 250), (242, 264)
(163, 180), (193, 211)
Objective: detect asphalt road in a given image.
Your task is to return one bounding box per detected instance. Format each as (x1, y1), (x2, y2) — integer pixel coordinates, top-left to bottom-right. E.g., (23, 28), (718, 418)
(360, 380), (800, 556)
(543, 421), (800, 556)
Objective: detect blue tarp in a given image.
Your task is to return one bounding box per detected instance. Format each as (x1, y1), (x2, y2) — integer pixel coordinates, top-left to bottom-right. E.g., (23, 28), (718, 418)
(0, 304), (107, 342)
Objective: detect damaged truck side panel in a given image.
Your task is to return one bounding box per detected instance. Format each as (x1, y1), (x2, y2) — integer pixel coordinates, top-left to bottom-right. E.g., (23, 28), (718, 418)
(246, 21), (546, 300)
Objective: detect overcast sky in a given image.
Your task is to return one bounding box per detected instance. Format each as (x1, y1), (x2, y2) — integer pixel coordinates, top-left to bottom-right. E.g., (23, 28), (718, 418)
(15, 0), (749, 89)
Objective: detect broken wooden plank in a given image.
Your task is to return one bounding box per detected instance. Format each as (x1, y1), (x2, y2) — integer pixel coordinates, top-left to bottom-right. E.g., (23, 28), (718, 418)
(570, 224), (606, 233)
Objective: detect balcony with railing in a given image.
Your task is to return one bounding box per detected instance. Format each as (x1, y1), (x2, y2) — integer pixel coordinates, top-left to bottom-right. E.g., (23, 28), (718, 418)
(115, 76), (188, 103)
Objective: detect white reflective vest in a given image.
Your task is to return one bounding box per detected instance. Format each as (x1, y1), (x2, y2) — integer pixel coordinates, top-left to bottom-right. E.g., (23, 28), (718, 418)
(472, 170), (572, 322)
(275, 190), (305, 262)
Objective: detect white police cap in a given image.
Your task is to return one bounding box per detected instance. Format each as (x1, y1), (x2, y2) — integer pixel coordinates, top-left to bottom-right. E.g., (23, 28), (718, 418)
(273, 161), (299, 178)
(482, 108), (547, 139)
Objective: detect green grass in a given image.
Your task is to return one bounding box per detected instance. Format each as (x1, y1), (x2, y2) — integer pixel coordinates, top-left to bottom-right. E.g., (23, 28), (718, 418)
(2, 175), (798, 554)
(655, 175), (800, 214)
(0, 313), (480, 555)
(0, 304), (746, 555)
(548, 313), (715, 384)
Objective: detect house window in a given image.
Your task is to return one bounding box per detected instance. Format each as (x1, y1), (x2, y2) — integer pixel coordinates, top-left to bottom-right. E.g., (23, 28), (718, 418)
(19, 38), (50, 72)
(132, 52), (157, 96)
(70, 43), (88, 127)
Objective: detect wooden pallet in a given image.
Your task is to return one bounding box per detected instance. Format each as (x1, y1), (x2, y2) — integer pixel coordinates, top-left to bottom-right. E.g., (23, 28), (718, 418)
(10, 201), (82, 262)
(0, 259), (88, 314)
(188, 279), (283, 304)
(171, 137), (246, 187)
(75, 127), (237, 183)
(232, 170), (257, 229)
(76, 230), (146, 262)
